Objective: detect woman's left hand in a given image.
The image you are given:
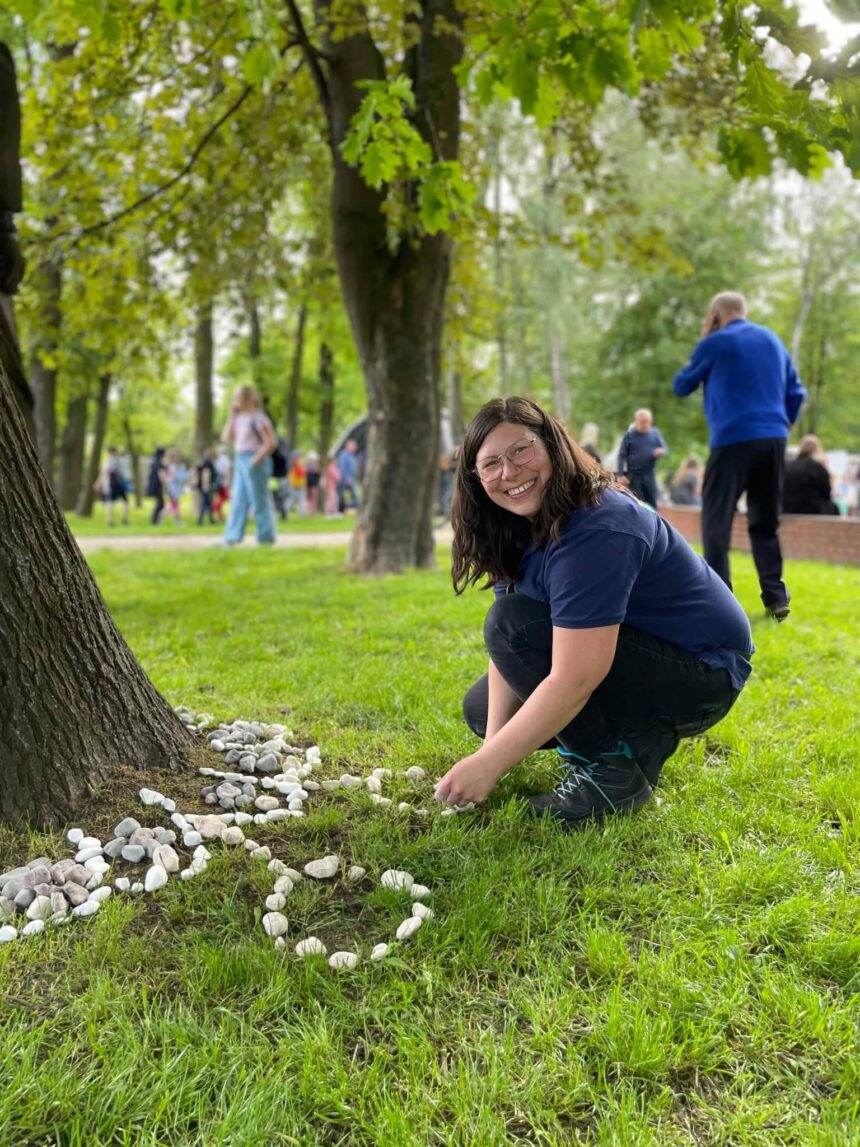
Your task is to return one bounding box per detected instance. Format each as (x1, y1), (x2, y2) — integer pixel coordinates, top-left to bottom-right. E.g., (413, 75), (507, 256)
(434, 753), (502, 807)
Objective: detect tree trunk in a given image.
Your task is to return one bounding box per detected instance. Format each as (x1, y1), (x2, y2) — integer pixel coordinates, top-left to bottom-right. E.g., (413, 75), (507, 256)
(285, 303), (307, 451)
(29, 256), (62, 483)
(194, 303), (214, 459)
(0, 365), (192, 826)
(56, 389), (88, 511)
(446, 367), (463, 443)
(317, 341), (334, 463)
(76, 373), (111, 517)
(123, 416), (142, 508)
(314, 0), (463, 573)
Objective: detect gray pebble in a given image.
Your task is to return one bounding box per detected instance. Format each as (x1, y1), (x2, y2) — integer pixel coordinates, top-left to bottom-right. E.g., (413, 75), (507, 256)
(113, 817), (141, 839)
(103, 838), (127, 860)
(14, 888), (36, 909)
(23, 865), (51, 888)
(121, 845), (146, 864)
(64, 864), (90, 887)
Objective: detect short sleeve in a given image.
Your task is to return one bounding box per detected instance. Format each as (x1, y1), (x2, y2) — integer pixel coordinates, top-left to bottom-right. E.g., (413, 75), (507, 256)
(543, 528), (649, 628)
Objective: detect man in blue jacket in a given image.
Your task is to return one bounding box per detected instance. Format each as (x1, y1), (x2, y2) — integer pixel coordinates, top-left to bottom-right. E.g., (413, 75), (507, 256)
(673, 292), (806, 621)
(616, 408), (667, 508)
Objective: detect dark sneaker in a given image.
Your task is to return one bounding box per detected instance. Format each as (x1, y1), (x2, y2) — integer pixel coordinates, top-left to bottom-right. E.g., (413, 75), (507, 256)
(768, 603), (790, 622)
(528, 741), (652, 826)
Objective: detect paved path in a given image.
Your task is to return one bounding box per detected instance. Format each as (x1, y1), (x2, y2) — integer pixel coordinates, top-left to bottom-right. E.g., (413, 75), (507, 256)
(76, 526), (455, 555)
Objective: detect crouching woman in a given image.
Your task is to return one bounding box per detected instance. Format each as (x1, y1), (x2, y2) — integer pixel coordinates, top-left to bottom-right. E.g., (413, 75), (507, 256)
(434, 397), (754, 826)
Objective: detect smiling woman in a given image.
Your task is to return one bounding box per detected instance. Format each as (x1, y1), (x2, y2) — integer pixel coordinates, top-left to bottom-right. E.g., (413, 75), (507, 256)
(436, 397), (755, 828)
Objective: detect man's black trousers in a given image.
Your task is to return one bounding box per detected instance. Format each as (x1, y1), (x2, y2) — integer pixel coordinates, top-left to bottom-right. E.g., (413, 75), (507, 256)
(628, 470), (658, 508)
(463, 594), (740, 785)
(701, 436), (788, 609)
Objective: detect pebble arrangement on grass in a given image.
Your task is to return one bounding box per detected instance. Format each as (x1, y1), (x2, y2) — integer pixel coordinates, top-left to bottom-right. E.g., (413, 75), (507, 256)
(0, 708), (447, 960)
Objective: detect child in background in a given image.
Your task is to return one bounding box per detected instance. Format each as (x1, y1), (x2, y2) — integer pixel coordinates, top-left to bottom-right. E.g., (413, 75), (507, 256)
(288, 452), (307, 517)
(324, 456), (340, 517)
(305, 451), (321, 514)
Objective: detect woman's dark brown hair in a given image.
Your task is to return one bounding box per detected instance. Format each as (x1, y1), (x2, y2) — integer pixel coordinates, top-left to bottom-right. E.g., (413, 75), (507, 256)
(451, 396), (617, 594)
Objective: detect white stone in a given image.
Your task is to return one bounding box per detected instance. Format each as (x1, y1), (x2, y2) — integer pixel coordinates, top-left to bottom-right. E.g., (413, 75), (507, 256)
(144, 865), (169, 893)
(381, 869), (414, 891)
(84, 858), (109, 875)
(405, 766), (426, 782)
(114, 878), (131, 892)
(170, 813), (189, 831)
(369, 794), (392, 807)
(254, 795), (280, 812)
(130, 882), (144, 895)
(26, 896), (53, 921)
(180, 869), (194, 881)
(67, 828), (84, 845)
(250, 847), (272, 861)
(72, 899), (101, 918)
(304, 855), (339, 880)
(372, 768), (391, 780)
(210, 739), (226, 752)
(398, 803), (412, 812)
(321, 780), (341, 792)
(161, 798), (176, 813)
(274, 935), (287, 951)
(183, 831), (203, 848)
(328, 951), (358, 970)
(396, 916), (423, 940)
(273, 875), (294, 896)
(410, 884), (430, 899)
(139, 788), (164, 806)
(267, 859), (288, 876)
(440, 807), (457, 817)
(153, 845), (180, 873)
(253, 814), (269, 825)
(266, 893), (287, 912)
(287, 799), (304, 812)
(78, 836), (102, 851)
(346, 866), (366, 883)
(193, 845), (212, 861)
(414, 809), (430, 819)
(222, 827), (245, 847)
(190, 857), (208, 875)
(370, 943), (390, 961)
(196, 816), (225, 841)
(22, 919), (46, 937)
(266, 809), (289, 823)
(90, 886), (113, 904)
(340, 774), (362, 790)
(86, 872), (104, 891)
(234, 812), (253, 827)
(303, 780), (321, 792)
(262, 912), (289, 938)
(364, 776), (382, 794)
(295, 937), (327, 957)
(218, 813), (236, 824)
(289, 810), (304, 819)
(75, 846), (103, 864)
(412, 902), (434, 919)
(276, 781), (301, 796)
(0, 924), (18, 942)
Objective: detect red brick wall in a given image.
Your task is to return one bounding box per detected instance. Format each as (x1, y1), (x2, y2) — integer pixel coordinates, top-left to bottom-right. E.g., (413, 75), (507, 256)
(659, 506), (860, 566)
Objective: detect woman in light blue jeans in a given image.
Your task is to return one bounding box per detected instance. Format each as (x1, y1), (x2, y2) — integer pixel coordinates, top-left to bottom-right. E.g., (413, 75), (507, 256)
(221, 386), (277, 546)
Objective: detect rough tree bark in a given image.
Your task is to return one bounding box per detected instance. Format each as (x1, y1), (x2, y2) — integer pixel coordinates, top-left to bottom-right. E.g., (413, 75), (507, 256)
(76, 373), (111, 517)
(0, 366), (192, 826)
(194, 303), (214, 458)
(29, 256), (62, 483)
(298, 0), (463, 572)
(286, 303), (307, 450)
(317, 341), (334, 463)
(56, 388), (88, 511)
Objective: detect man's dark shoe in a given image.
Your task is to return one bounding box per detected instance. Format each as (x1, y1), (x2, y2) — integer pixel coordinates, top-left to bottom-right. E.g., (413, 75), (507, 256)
(768, 603), (791, 622)
(528, 741), (652, 826)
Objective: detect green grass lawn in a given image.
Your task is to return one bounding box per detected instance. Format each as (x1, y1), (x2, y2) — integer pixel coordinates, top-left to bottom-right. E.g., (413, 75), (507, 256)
(1, 548), (859, 1145)
(67, 495), (355, 536)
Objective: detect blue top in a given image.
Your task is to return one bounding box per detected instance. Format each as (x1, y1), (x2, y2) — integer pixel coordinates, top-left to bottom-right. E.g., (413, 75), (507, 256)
(672, 319), (806, 448)
(337, 448), (357, 481)
(494, 488), (754, 690)
(617, 427), (667, 475)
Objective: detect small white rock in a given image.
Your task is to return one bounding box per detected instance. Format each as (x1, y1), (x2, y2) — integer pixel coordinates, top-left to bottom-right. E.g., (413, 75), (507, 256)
(139, 787), (164, 806)
(372, 768), (392, 780)
(364, 775), (382, 794)
(370, 942), (390, 961)
(266, 893), (287, 912)
(26, 896), (53, 922)
(340, 774), (361, 790)
(85, 872), (104, 891)
(72, 899), (101, 918)
(222, 827), (245, 846)
(440, 807), (457, 817)
(412, 902), (434, 919)
(0, 924), (18, 942)
(262, 912), (289, 938)
(114, 878), (131, 892)
(346, 866), (366, 883)
(328, 951), (358, 970)
(144, 865), (169, 893)
(130, 882), (144, 895)
(398, 802), (412, 812)
(396, 916), (423, 940)
(250, 846), (272, 861)
(273, 875), (295, 895)
(369, 794), (392, 807)
(295, 936), (327, 957)
(67, 828), (84, 845)
(304, 855), (339, 880)
(404, 766), (426, 782)
(410, 884), (431, 899)
(381, 869), (414, 891)
(274, 935), (287, 950)
(266, 809), (289, 823)
(22, 919), (46, 937)
(183, 831), (203, 848)
(153, 845), (180, 873)
(90, 886), (113, 904)
(161, 798), (176, 813)
(267, 859), (288, 876)
(193, 845), (212, 861)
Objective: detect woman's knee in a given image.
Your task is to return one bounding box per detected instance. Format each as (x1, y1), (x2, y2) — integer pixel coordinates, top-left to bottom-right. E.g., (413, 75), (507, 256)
(483, 593), (552, 654)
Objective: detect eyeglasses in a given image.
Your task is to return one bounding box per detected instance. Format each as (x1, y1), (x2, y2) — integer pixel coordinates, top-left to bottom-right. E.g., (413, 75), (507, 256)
(474, 436), (538, 481)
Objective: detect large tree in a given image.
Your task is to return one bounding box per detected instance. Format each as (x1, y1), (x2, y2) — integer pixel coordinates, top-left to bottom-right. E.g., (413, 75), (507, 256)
(0, 364), (192, 825)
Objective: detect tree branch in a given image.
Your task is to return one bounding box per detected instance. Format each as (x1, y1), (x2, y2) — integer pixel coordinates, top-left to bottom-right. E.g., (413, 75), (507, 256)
(283, 0), (331, 128)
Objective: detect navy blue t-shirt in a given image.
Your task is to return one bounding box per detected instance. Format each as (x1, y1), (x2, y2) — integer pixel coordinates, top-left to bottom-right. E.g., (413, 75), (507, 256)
(494, 489), (754, 690)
